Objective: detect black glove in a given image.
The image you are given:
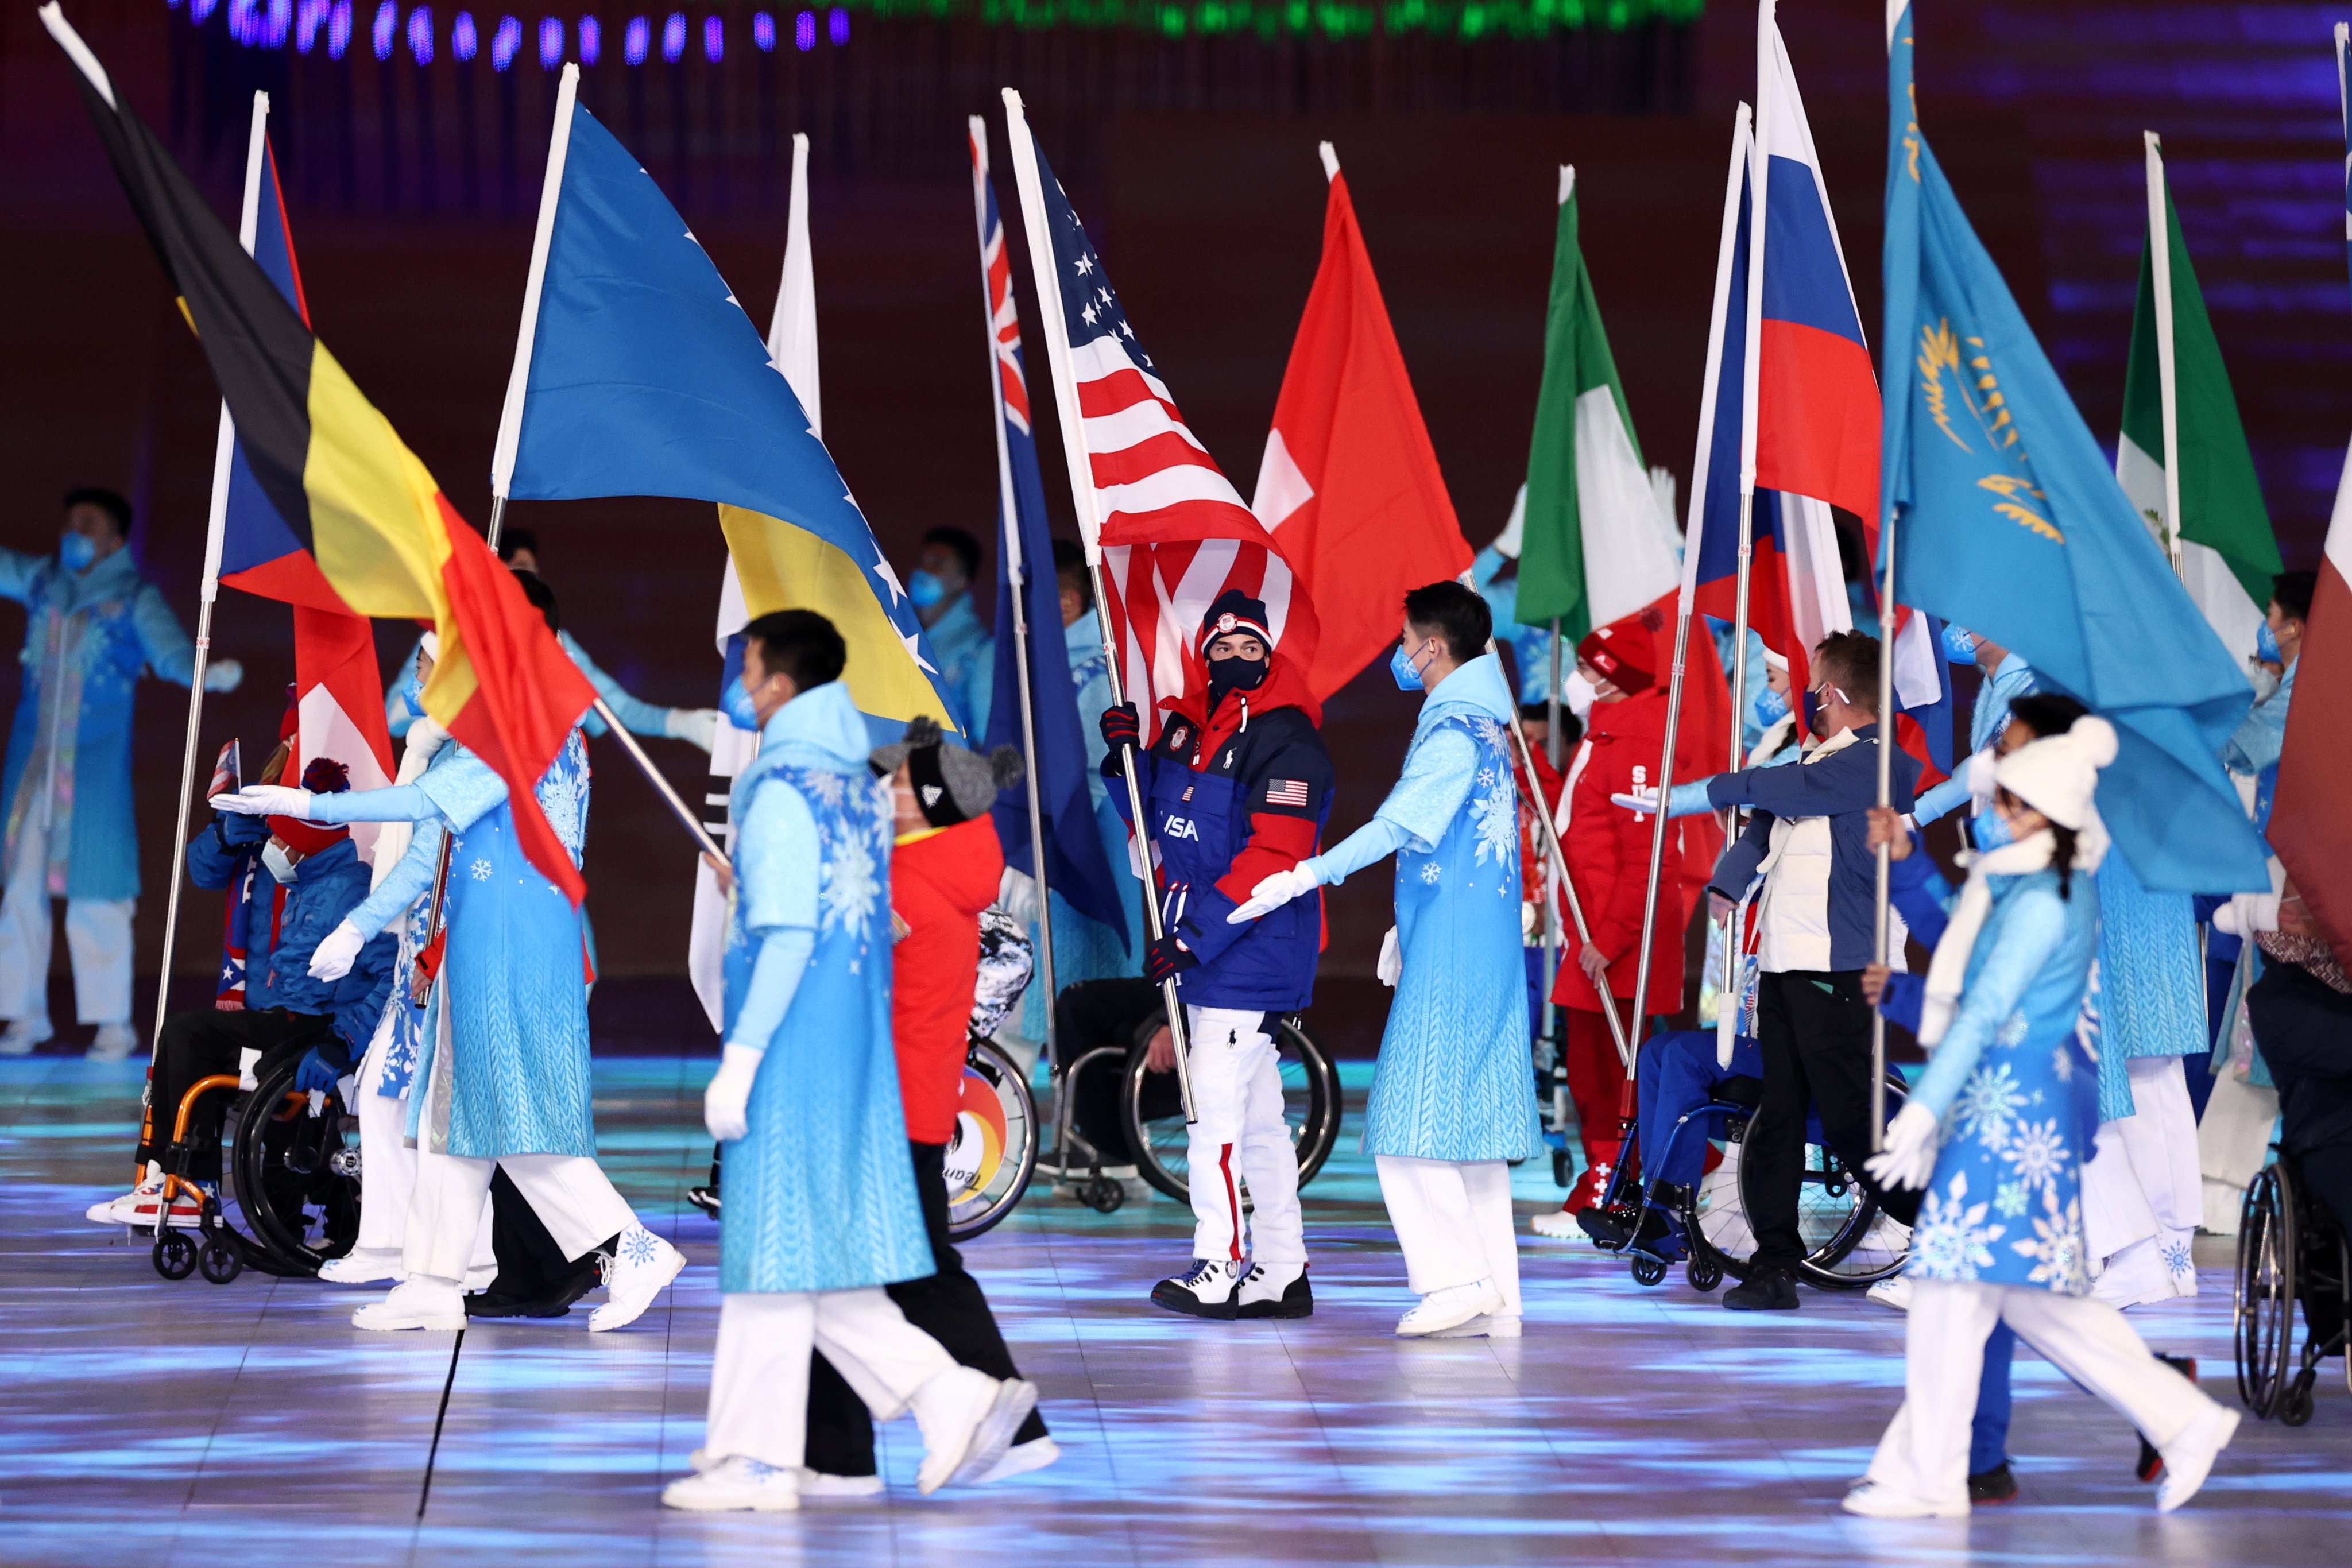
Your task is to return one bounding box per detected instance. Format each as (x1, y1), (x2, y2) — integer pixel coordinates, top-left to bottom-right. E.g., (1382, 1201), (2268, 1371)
(214, 808), (269, 849)
(1099, 702), (1142, 766)
(1144, 934), (1197, 986)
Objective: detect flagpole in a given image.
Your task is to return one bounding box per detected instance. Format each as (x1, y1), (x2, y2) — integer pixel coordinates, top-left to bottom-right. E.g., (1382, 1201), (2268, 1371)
(1543, 616), (1563, 1125)
(2144, 131), (2185, 576)
(149, 89), (270, 1070)
(1726, 47), (1770, 1045)
(1000, 88), (1197, 1124)
(970, 115), (1059, 1070)
(1869, 509), (1897, 1152)
(591, 697), (724, 860)
(1502, 694), (1631, 1065)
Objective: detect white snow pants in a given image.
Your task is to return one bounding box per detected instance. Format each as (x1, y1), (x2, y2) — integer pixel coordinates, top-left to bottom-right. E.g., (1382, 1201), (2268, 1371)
(1183, 1005), (1305, 1267)
(1374, 1154), (1522, 1315)
(403, 1143), (633, 1283)
(705, 1290), (958, 1472)
(0, 797), (130, 1032)
(1864, 1277), (2219, 1509)
(2083, 1056), (2204, 1307)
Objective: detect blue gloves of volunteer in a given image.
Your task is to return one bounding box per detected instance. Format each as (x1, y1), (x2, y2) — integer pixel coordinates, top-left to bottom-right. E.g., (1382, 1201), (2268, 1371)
(1610, 779), (1717, 818)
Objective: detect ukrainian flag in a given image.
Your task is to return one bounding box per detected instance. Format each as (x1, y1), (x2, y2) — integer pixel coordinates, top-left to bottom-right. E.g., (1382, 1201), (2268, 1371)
(501, 92), (953, 733)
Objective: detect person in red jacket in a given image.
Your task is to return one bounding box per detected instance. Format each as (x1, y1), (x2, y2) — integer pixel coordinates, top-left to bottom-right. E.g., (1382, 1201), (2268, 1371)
(800, 718), (1056, 1492)
(1545, 611), (1685, 1217)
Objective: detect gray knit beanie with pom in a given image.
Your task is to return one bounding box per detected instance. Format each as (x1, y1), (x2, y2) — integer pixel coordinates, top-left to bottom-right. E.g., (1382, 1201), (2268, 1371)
(871, 715), (1024, 828)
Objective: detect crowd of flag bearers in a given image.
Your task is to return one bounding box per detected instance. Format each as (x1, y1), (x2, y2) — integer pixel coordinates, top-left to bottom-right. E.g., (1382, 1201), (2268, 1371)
(29, 0), (2352, 1524)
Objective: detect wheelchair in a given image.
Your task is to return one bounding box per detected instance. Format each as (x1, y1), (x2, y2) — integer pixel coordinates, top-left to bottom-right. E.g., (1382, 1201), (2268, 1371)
(1581, 1033), (1912, 1294)
(141, 1053), (362, 1284)
(2233, 1152), (2350, 1425)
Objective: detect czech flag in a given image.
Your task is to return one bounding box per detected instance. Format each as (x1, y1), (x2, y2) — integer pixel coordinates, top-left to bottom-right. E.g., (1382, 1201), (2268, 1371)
(51, 9), (597, 901)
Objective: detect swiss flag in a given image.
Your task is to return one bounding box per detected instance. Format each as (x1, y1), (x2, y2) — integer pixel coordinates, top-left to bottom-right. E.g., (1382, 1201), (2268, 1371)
(1252, 145), (1472, 700)
(2270, 446), (2352, 968)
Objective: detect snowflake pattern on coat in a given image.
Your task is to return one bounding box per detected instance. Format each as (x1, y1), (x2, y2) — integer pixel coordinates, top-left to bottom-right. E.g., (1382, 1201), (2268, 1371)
(1910, 1170), (2003, 1282)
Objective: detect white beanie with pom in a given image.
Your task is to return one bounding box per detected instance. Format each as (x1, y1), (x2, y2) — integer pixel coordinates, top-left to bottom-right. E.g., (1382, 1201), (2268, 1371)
(1994, 714), (2118, 831)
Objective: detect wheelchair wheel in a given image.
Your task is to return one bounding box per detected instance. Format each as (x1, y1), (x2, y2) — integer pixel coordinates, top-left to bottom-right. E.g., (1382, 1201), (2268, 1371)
(153, 1230), (198, 1280)
(1684, 1070), (1913, 1291)
(2280, 1372), (2317, 1427)
(1688, 1256), (1722, 1292)
(943, 1039), (1039, 1243)
(1126, 1015), (1341, 1205)
(2235, 1164), (2297, 1418)
(1082, 1174), (1126, 1214)
(229, 1057), (362, 1275)
(1629, 1254), (1668, 1287)
(199, 1234), (243, 1286)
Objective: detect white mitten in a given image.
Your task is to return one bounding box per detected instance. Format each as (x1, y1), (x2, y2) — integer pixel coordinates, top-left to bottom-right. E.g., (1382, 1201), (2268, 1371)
(1376, 926), (1402, 986)
(997, 867), (1041, 925)
(703, 1042), (763, 1143)
(1227, 863), (1321, 924)
(213, 784), (312, 818)
(203, 657), (244, 694)
(665, 707), (722, 753)
(307, 918), (366, 982)
(1863, 1099), (1941, 1192)
(237, 1047), (262, 1093)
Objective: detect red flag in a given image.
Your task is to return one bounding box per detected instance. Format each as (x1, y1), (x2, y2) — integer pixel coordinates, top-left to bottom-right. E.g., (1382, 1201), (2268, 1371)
(2270, 476), (2352, 968)
(1251, 149), (1472, 700)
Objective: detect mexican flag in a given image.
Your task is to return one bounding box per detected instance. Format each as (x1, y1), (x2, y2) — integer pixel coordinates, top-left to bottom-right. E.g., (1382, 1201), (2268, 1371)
(2115, 140), (2283, 665)
(1512, 167), (1680, 642)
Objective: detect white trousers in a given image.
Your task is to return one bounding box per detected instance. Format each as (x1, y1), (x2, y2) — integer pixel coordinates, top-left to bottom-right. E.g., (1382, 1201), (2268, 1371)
(1374, 1153), (1521, 1314)
(1865, 1278), (2216, 1508)
(351, 1010), (417, 1253)
(705, 1290), (957, 1472)
(0, 800), (131, 1031)
(1183, 1005), (1305, 1267)
(403, 1143), (632, 1282)
(2084, 1056), (2203, 1306)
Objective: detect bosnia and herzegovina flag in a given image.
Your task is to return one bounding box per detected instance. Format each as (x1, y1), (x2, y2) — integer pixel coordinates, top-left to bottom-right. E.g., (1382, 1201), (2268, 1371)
(499, 80), (954, 740)
(47, 7), (597, 901)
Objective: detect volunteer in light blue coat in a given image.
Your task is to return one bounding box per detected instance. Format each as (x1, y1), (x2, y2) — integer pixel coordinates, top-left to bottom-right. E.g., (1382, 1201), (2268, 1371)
(906, 526), (993, 740)
(1231, 582), (1542, 1341)
(665, 609), (1035, 1513)
(1847, 716), (2238, 1520)
(0, 489), (242, 1058)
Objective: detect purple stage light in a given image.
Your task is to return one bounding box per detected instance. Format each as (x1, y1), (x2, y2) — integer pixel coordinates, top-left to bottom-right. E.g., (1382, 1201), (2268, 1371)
(793, 9), (811, 51)
(539, 14), (562, 65)
(372, 0), (395, 57)
(452, 7), (476, 56)
(827, 5), (845, 44)
(192, 0), (218, 24)
(491, 11), (519, 67)
(752, 9), (773, 50)
(408, 5), (433, 61)
(297, 0), (328, 51)
(578, 14), (599, 62)
(227, 0), (258, 45)
(702, 13), (720, 60)
(624, 13), (647, 61)
(661, 10), (683, 60)
(328, 0), (351, 56)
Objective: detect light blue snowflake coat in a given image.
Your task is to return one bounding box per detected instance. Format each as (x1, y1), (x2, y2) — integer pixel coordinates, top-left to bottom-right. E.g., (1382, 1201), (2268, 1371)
(1347, 653), (1545, 1163)
(719, 680), (934, 1295)
(1904, 866), (2102, 1295)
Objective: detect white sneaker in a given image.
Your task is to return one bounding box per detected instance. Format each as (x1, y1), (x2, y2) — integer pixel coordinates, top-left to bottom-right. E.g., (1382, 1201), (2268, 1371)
(0, 1020), (49, 1056)
(87, 1023), (138, 1062)
(588, 1225), (684, 1332)
(911, 1366), (1038, 1495)
(1429, 1313), (1521, 1339)
(662, 1455), (800, 1512)
(1396, 1279), (1504, 1337)
(2155, 1402), (2238, 1513)
(799, 1469), (887, 1498)
(1866, 1275), (1914, 1313)
(98, 1178), (208, 1229)
(317, 1248), (403, 1285)
(1150, 1257), (1243, 1319)
(1842, 1480), (1968, 1518)
(1528, 1209), (1582, 1241)
(351, 1277), (467, 1331)
(970, 1434), (1061, 1484)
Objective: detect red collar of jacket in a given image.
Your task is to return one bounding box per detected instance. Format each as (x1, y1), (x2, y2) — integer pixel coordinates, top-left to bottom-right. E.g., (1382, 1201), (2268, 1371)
(1157, 652), (1321, 768)
(1584, 689), (1670, 746)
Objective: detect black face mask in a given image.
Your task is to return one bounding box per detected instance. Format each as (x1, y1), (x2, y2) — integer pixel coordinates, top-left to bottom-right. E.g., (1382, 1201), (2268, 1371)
(1205, 653), (1269, 707)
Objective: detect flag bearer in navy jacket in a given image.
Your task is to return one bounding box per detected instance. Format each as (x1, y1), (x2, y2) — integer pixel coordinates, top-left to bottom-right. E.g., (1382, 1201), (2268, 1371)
(1100, 589), (1333, 1321)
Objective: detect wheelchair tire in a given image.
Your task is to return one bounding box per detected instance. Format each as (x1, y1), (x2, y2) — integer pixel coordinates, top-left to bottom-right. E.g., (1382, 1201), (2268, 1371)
(1688, 1256), (1722, 1292)
(199, 1235), (243, 1286)
(1630, 1254), (1668, 1287)
(2235, 1165), (2296, 1419)
(230, 1057), (362, 1276)
(1125, 1015), (1341, 1206)
(1083, 1175), (1126, 1214)
(2280, 1372), (2317, 1428)
(153, 1230), (198, 1280)
(943, 1038), (1040, 1244)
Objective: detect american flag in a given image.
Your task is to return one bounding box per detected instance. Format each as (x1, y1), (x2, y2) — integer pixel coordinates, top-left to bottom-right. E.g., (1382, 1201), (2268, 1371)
(1004, 99), (1318, 742)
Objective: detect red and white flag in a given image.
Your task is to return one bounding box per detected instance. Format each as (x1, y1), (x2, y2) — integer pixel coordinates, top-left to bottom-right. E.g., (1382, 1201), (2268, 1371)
(1000, 91), (1318, 741)
(1251, 144), (1470, 699)
(2270, 440), (2352, 966)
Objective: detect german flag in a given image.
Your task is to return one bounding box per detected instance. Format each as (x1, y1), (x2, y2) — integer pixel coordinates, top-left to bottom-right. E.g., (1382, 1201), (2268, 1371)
(45, 6), (595, 901)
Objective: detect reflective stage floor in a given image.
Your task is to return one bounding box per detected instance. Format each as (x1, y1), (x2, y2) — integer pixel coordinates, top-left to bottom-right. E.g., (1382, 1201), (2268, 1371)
(4, 1052), (2346, 1567)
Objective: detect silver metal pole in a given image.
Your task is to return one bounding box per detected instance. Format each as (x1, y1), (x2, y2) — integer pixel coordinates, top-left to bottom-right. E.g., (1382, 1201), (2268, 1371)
(1870, 508), (1899, 1152)
(1502, 685), (1631, 1067)
(1541, 618), (1564, 1125)
(1717, 489), (1758, 1017)
(1001, 556), (1059, 1068)
(591, 696), (724, 861)
(147, 602), (215, 1059)
(1627, 605), (1697, 1054)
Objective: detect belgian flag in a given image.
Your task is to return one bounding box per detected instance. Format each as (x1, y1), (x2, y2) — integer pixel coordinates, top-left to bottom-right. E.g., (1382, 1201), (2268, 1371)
(44, 5), (596, 901)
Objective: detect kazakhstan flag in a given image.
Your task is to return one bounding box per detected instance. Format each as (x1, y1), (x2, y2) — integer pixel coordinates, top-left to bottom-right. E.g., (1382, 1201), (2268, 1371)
(1882, 4), (2265, 893)
(505, 97), (953, 733)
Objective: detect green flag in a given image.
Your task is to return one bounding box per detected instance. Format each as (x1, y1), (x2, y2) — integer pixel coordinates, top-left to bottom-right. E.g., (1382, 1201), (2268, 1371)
(2117, 141), (2283, 663)
(1514, 168), (1678, 642)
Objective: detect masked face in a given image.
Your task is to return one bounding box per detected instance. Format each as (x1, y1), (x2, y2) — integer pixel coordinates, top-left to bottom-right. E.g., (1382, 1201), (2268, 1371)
(2255, 618), (2282, 665)
(720, 674), (761, 732)
(1971, 806), (2014, 852)
(1390, 636), (1436, 692)
(906, 570), (947, 610)
(262, 840), (300, 884)
(59, 532), (98, 572)
(1753, 683), (1792, 729)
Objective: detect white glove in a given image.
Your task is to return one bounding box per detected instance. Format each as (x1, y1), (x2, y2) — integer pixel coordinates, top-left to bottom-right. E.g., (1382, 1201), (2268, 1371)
(1227, 862), (1321, 924)
(203, 657), (244, 694)
(237, 1046), (262, 1093)
(307, 918), (366, 982)
(1376, 926), (1402, 986)
(214, 784), (311, 818)
(1863, 1099), (1941, 1192)
(665, 707), (722, 753)
(703, 1042), (763, 1143)
(997, 867), (1041, 924)
(2214, 892), (2280, 938)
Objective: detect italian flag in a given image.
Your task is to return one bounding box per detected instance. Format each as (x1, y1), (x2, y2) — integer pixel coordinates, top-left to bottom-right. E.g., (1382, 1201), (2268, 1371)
(2115, 138), (2284, 665)
(1512, 167), (1680, 643)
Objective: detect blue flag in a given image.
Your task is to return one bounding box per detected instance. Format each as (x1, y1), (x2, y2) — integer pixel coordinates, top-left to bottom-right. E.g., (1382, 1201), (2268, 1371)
(502, 89), (953, 738)
(1883, 6), (2265, 893)
(972, 134), (1128, 948)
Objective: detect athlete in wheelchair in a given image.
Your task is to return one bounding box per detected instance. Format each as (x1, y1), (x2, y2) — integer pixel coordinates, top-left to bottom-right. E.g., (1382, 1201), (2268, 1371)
(2234, 880), (2351, 1424)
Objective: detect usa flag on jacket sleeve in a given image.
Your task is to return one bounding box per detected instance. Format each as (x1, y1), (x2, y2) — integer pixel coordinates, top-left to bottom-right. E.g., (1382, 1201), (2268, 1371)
(1001, 98), (1318, 741)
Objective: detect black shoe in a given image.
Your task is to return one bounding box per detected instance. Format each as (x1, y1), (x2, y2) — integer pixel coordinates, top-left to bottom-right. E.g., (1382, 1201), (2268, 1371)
(1576, 1207), (1633, 1248)
(465, 1256), (605, 1319)
(1235, 1265), (1313, 1319)
(1722, 1266), (1800, 1311)
(1150, 1259), (1240, 1320)
(1967, 1462), (2018, 1504)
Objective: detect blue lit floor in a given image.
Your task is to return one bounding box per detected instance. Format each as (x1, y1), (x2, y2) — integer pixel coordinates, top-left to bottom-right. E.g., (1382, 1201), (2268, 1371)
(3, 1053), (2347, 1566)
